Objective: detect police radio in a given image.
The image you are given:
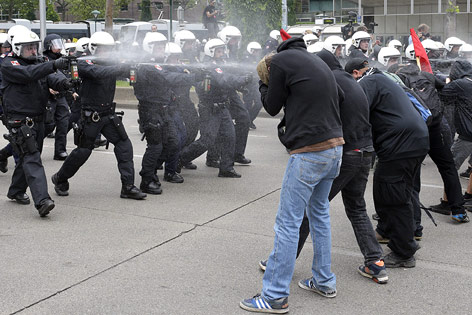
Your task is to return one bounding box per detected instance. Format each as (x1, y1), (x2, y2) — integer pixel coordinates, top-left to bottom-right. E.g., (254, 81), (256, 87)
(204, 73), (211, 92)
(70, 58), (79, 83)
(129, 65), (137, 86)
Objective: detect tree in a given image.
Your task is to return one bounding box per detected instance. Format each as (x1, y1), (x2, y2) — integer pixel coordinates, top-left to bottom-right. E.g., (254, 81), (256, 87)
(445, 0), (459, 38)
(175, 0), (197, 10)
(55, 0), (70, 21)
(140, 0), (152, 21)
(47, 0), (60, 22)
(67, 0), (131, 21)
(223, 0), (282, 47)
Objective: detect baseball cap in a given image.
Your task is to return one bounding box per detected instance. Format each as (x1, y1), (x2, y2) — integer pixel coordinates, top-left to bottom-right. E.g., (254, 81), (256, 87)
(345, 58), (369, 74)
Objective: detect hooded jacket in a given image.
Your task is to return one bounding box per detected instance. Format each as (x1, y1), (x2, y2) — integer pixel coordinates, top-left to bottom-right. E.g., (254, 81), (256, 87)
(259, 37), (343, 150)
(317, 48), (372, 151)
(440, 60), (472, 141)
(358, 68), (430, 161)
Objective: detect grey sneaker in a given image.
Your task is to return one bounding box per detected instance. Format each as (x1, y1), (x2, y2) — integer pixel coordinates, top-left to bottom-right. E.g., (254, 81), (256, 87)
(298, 278), (336, 298)
(383, 252), (416, 268)
(259, 259), (267, 271)
(240, 294), (289, 314)
(358, 260), (388, 284)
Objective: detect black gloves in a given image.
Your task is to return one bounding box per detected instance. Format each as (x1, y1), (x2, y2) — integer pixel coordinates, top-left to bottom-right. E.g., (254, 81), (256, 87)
(53, 57), (69, 71)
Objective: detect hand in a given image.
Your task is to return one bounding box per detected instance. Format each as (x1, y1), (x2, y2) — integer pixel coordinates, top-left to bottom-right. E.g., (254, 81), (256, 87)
(49, 88), (59, 95)
(53, 57), (69, 70)
(72, 92), (79, 100)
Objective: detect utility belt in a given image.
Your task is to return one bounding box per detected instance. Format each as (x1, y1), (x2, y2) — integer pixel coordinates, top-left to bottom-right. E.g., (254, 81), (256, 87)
(81, 108), (114, 123)
(138, 102), (173, 117)
(6, 115), (44, 128)
(3, 116), (42, 156)
(343, 150), (373, 158)
(201, 101), (228, 114)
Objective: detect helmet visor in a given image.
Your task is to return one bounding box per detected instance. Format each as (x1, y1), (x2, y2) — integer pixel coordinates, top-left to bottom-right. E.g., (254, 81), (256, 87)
(20, 42), (39, 59)
(50, 38), (65, 52)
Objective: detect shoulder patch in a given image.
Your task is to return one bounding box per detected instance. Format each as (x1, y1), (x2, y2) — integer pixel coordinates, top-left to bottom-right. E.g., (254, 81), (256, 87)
(7, 52), (13, 57)
(154, 64), (162, 71)
(86, 59), (94, 65)
(0, 53), (5, 58)
(215, 67), (223, 74)
(10, 60), (20, 66)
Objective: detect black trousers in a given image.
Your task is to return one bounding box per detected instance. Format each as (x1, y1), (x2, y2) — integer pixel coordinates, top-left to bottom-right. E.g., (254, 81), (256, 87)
(375, 156), (425, 259)
(180, 104), (235, 172)
(242, 83), (263, 123)
(178, 97), (199, 147)
(45, 96), (70, 154)
(296, 152), (383, 264)
(57, 114), (135, 185)
(7, 120), (51, 208)
(138, 104), (179, 182)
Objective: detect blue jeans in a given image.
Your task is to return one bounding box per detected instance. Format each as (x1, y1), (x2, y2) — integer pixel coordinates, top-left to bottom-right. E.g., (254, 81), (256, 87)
(262, 146), (342, 301)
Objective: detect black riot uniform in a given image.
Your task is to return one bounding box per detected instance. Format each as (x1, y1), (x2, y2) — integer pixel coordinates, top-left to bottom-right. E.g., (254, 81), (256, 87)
(242, 51), (263, 128)
(52, 58), (146, 200)
(1, 53), (68, 216)
(43, 34), (72, 160)
(133, 63), (195, 193)
(179, 61), (250, 177)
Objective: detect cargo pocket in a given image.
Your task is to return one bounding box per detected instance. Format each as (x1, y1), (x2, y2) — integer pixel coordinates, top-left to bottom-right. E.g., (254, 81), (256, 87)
(374, 175), (408, 206)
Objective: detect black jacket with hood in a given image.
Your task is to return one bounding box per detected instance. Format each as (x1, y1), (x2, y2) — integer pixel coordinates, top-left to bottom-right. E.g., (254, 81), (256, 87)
(440, 60), (472, 141)
(358, 68), (430, 161)
(259, 38), (343, 151)
(317, 48), (372, 151)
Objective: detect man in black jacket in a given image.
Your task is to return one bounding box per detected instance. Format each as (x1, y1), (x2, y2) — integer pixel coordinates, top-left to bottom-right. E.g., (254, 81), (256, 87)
(2, 30), (70, 216)
(241, 37), (343, 313)
(358, 67), (429, 268)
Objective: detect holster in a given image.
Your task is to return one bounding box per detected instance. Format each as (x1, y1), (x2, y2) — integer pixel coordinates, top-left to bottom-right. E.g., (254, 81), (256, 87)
(44, 106), (54, 125)
(110, 115), (128, 141)
(72, 121), (83, 146)
(4, 123), (38, 156)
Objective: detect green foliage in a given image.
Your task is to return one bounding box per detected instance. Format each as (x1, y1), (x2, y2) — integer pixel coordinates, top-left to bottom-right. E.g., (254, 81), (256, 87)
(47, 0), (61, 22)
(223, 0), (282, 47)
(140, 0), (152, 21)
(446, 1), (460, 14)
(68, 0), (106, 20)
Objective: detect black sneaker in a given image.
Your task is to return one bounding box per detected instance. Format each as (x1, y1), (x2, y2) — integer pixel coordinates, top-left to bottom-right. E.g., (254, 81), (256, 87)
(140, 181), (162, 195)
(383, 252), (416, 268)
(51, 173), (69, 196)
(53, 152), (68, 161)
(120, 185), (147, 200)
(206, 159), (220, 168)
(183, 162), (197, 170)
(38, 198), (55, 217)
(94, 138), (107, 148)
(234, 155), (252, 165)
(460, 166), (472, 179)
(240, 294), (289, 314)
(0, 158), (7, 173)
(218, 169), (241, 178)
(7, 193), (31, 205)
(164, 173), (184, 183)
(429, 199), (451, 215)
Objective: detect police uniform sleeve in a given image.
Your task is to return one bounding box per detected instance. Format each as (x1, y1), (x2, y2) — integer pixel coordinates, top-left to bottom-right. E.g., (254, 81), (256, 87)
(47, 70), (70, 92)
(1, 59), (55, 85)
(78, 60), (127, 80)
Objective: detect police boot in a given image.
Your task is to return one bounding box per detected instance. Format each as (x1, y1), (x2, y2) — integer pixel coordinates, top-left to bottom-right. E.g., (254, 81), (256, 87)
(121, 184), (147, 200)
(51, 173), (69, 197)
(140, 180), (162, 195)
(0, 148), (8, 173)
(7, 193), (31, 205)
(164, 172), (184, 184)
(206, 159), (220, 168)
(183, 162), (197, 170)
(38, 198), (55, 217)
(218, 168), (242, 178)
(234, 155), (252, 165)
(53, 152), (68, 161)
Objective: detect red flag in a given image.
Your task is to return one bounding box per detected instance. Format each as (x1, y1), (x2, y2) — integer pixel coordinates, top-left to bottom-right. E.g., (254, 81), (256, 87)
(280, 29), (291, 41)
(410, 28), (432, 73)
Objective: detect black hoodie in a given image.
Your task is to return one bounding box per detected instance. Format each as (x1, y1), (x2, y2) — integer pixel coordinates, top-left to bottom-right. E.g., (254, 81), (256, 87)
(440, 60), (472, 141)
(358, 68), (429, 161)
(259, 38), (343, 151)
(317, 49), (372, 151)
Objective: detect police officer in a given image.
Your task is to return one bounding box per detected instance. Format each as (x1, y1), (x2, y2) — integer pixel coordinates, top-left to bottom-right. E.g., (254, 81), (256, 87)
(43, 34), (71, 160)
(179, 39), (251, 178)
(133, 33), (194, 193)
(242, 41), (263, 129)
(349, 31), (371, 59)
(1, 29), (70, 216)
(174, 30), (200, 64)
(51, 31), (146, 200)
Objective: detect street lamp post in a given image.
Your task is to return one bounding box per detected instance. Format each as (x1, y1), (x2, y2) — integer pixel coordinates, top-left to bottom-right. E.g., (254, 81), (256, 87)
(91, 10), (100, 34)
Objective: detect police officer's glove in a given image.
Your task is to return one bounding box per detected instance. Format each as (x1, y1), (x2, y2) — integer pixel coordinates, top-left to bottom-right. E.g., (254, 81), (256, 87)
(244, 73), (253, 84)
(61, 79), (74, 91)
(53, 57), (69, 70)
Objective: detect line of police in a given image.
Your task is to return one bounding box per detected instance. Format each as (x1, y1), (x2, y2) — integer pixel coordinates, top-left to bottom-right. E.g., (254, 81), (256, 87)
(0, 24), (263, 217)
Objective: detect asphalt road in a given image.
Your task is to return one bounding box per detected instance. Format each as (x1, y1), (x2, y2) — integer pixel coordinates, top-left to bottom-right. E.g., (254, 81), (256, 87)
(0, 108), (471, 314)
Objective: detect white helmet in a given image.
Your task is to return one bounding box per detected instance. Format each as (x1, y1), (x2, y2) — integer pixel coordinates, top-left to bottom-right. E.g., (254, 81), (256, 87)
(311, 26), (323, 34)
(142, 31), (167, 54)
(218, 26), (241, 46)
(345, 38), (352, 56)
(165, 42), (182, 61)
(434, 41), (447, 58)
(12, 30), (40, 60)
(307, 42), (324, 54)
(174, 30), (196, 49)
(444, 36), (464, 52)
(377, 47), (401, 66)
(459, 43), (472, 57)
(64, 42), (76, 55)
(351, 31), (371, 48)
(246, 41), (262, 55)
(269, 30), (280, 41)
(388, 39), (402, 51)
(421, 38), (439, 54)
(405, 44), (416, 60)
(323, 36), (345, 55)
(7, 25), (30, 44)
(89, 31), (115, 55)
(75, 37), (90, 54)
(204, 38), (226, 58)
(303, 33), (318, 46)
